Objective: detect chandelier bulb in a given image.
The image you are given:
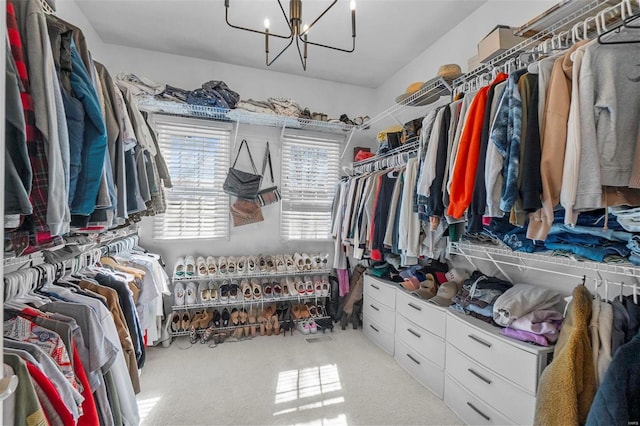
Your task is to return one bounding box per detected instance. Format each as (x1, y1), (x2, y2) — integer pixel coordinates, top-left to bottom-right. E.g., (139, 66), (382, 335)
(350, 0), (356, 11)
(303, 24), (309, 34)
(264, 18), (270, 29)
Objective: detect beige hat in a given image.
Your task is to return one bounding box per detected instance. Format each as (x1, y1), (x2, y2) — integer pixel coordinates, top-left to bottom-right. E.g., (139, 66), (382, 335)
(414, 274), (439, 300)
(395, 82), (425, 105)
(428, 281), (460, 307)
(395, 64), (462, 106)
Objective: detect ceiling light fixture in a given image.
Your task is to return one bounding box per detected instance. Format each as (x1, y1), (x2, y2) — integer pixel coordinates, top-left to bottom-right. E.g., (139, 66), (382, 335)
(224, 0), (356, 71)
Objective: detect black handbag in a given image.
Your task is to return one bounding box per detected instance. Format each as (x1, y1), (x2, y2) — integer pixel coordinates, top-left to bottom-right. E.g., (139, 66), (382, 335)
(256, 142), (281, 207)
(223, 139), (262, 199)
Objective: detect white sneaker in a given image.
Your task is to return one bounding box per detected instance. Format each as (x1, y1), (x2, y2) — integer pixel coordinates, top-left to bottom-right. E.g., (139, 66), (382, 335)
(297, 320), (310, 335)
(198, 281), (210, 303)
(174, 282), (185, 306)
(174, 257), (185, 278)
(237, 256), (247, 275)
(185, 282), (198, 305)
(185, 256), (196, 276)
(196, 256), (208, 277)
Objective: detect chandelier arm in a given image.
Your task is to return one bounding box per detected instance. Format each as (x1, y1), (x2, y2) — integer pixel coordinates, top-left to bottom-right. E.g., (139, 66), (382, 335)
(276, 0), (294, 33)
(299, 35), (356, 53)
(225, 6), (291, 39)
(267, 36), (296, 67)
(304, 0), (338, 33)
(294, 35), (307, 71)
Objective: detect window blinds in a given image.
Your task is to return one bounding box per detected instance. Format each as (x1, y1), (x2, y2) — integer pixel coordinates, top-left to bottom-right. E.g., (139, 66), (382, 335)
(281, 130), (342, 241)
(151, 115), (231, 240)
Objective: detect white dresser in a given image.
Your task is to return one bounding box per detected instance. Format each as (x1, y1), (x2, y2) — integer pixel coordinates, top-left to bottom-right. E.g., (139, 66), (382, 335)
(363, 275), (397, 355)
(394, 289), (447, 398)
(362, 274), (554, 425)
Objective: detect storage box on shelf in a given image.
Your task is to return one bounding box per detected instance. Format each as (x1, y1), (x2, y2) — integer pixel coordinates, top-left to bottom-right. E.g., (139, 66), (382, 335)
(362, 274), (554, 425)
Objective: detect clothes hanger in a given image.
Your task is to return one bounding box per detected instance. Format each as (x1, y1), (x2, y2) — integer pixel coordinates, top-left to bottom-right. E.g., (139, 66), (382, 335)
(597, 8), (640, 44)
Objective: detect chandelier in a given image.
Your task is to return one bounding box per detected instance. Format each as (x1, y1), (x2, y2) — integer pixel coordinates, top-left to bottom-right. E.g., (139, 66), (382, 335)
(224, 0), (356, 71)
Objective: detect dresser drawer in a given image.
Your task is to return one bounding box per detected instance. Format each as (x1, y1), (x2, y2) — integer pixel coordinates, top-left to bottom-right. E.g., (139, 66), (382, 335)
(446, 313), (541, 393)
(364, 298), (395, 334)
(446, 344), (536, 425)
(363, 316), (394, 356)
(395, 339), (444, 398)
(444, 374), (515, 426)
(364, 275), (396, 309)
(396, 314), (445, 369)
(395, 290), (446, 339)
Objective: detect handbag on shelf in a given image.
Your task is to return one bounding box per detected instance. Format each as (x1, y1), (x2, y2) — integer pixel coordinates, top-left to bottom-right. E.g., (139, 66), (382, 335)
(223, 139), (263, 199)
(230, 198), (264, 227)
(256, 141), (281, 207)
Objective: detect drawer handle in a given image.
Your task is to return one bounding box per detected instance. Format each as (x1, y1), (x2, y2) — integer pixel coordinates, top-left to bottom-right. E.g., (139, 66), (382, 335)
(468, 368), (492, 385)
(370, 304), (380, 311)
(466, 402), (491, 422)
(408, 303), (422, 311)
(407, 328), (421, 338)
(406, 353), (421, 365)
(369, 324), (379, 333)
(468, 334), (492, 348)
(371, 284), (380, 290)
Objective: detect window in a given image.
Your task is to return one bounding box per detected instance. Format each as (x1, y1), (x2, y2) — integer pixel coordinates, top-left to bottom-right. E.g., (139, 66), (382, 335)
(151, 115), (231, 239)
(281, 130), (342, 240)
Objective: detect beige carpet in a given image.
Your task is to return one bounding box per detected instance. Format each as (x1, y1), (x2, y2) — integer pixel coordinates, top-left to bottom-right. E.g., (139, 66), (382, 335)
(137, 327), (462, 425)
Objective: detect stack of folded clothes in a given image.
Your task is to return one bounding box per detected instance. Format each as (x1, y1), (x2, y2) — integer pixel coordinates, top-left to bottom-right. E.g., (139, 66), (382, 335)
(450, 271), (513, 323)
(493, 283), (563, 346)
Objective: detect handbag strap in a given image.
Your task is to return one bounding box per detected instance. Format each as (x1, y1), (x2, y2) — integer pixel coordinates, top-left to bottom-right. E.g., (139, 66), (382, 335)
(261, 141), (274, 184)
(232, 139), (259, 174)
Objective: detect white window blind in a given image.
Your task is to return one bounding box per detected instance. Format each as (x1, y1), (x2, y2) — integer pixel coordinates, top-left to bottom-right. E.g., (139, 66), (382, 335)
(281, 130), (342, 241)
(151, 115), (231, 240)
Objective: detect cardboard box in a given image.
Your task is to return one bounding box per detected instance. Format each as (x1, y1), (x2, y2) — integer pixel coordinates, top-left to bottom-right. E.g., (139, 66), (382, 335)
(467, 54), (481, 72)
(477, 25), (526, 63)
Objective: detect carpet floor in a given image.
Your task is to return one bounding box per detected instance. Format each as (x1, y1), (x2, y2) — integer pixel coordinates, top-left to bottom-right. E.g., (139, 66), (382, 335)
(136, 327), (462, 425)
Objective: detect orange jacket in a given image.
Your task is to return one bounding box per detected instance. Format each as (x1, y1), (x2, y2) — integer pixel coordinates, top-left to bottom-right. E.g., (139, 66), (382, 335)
(448, 73), (508, 219)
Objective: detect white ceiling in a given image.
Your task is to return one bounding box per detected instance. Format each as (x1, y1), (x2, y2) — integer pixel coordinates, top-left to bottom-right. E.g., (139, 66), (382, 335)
(76, 0), (487, 88)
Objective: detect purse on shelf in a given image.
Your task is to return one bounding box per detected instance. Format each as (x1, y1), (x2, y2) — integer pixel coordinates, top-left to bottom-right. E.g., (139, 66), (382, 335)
(230, 198), (264, 227)
(223, 139), (262, 199)
(256, 141), (281, 207)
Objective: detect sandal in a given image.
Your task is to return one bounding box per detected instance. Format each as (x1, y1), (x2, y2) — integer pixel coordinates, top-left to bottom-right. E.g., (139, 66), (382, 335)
(189, 325), (198, 344)
(196, 256), (208, 276)
(206, 256), (217, 275)
(174, 257), (185, 277)
(241, 279), (252, 300)
(200, 326), (215, 344)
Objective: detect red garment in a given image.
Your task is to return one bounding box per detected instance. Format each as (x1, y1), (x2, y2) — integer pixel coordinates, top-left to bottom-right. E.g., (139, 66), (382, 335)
(26, 361), (76, 425)
(6, 1), (53, 241)
(447, 73), (508, 219)
(370, 174), (383, 261)
(72, 342), (99, 426)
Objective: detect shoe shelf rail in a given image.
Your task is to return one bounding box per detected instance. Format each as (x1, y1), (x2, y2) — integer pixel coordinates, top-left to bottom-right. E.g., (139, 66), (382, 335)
(172, 293), (330, 311)
(449, 240), (640, 284)
(137, 97), (354, 134)
(169, 316), (332, 337)
(172, 268), (334, 282)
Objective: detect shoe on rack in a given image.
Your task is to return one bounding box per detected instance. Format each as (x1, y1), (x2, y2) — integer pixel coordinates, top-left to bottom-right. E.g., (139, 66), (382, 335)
(191, 311), (204, 329)
(308, 318), (318, 334)
(320, 253), (329, 269)
(302, 253), (313, 271)
(206, 256), (218, 276)
(285, 276), (297, 296)
(200, 309), (214, 328)
(275, 255), (286, 273)
(297, 320), (310, 335)
(221, 308), (230, 327)
(241, 279), (252, 300)
(219, 280), (230, 303)
(196, 256), (208, 276)
(258, 254), (268, 273)
(281, 278), (291, 298)
(293, 253), (305, 271)
(304, 276), (314, 296)
(185, 256), (196, 276)
(239, 308), (250, 336)
(237, 256), (247, 275)
(229, 280), (240, 302)
(230, 308), (240, 327)
(198, 281), (210, 303)
(272, 280), (282, 298)
(248, 308), (257, 337)
(170, 312), (181, 333)
(174, 282), (186, 306)
(251, 278), (262, 299)
(227, 256), (237, 275)
(284, 254), (296, 272)
(247, 255), (257, 273)
(312, 254), (322, 270)
(262, 278), (273, 299)
(313, 276), (322, 296)
(209, 281), (219, 302)
(294, 276), (305, 295)
(213, 309), (221, 328)
(265, 255), (276, 273)
(174, 257), (185, 278)
(185, 282), (198, 305)
(181, 311), (191, 331)
(218, 256), (227, 275)
(321, 275), (330, 297)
